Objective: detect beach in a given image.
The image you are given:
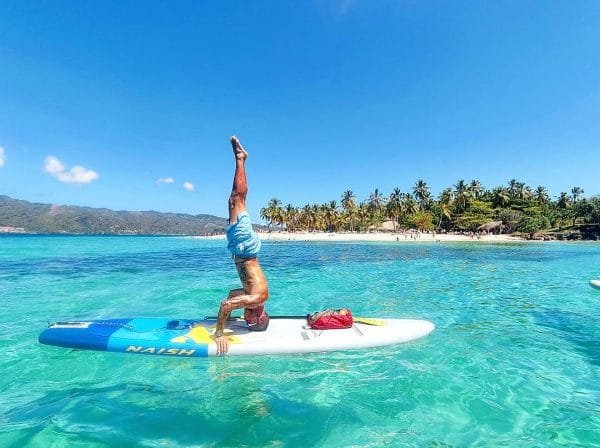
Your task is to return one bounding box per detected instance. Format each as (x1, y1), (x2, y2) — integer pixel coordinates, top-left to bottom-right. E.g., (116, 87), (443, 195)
(200, 231), (523, 243)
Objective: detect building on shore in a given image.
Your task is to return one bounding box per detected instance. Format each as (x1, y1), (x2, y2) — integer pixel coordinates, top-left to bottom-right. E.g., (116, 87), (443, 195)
(0, 226), (26, 233)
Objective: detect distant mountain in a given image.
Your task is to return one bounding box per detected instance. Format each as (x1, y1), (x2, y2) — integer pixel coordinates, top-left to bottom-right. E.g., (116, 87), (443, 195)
(0, 195), (239, 235)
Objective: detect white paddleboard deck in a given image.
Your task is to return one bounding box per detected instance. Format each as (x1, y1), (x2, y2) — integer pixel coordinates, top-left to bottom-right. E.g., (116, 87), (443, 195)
(219, 317), (435, 356)
(39, 317), (435, 357)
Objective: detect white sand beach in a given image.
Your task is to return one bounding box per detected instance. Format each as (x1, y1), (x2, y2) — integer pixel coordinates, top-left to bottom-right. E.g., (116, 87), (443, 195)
(198, 231), (522, 243)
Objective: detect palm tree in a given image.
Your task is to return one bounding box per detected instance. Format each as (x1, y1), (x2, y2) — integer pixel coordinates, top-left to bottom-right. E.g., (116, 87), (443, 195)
(341, 190), (356, 209)
(570, 187), (585, 227)
(557, 192), (571, 209)
(508, 179), (521, 199)
(437, 188), (453, 230)
(368, 189), (385, 212)
(267, 198), (284, 230)
(453, 180), (471, 213)
(401, 193), (418, 217)
(506, 179), (532, 201)
(555, 192), (571, 230)
(534, 186), (549, 205)
(517, 183), (532, 201)
(341, 190), (357, 232)
(571, 187), (584, 203)
(315, 204), (328, 231)
(387, 188), (403, 231)
(356, 202), (370, 231)
(259, 207), (271, 230)
(491, 187), (510, 208)
(468, 180), (484, 200)
(260, 198), (282, 231)
(284, 204), (298, 231)
(300, 204), (312, 231)
(324, 201), (339, 232)
(368, 189), (386, 225)
(413, 180), (431, 211)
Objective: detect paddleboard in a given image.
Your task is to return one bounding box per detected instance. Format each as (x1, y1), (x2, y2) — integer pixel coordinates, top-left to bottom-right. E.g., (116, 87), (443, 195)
(39, 317), (435, 357)
(590, 279), (600, 290)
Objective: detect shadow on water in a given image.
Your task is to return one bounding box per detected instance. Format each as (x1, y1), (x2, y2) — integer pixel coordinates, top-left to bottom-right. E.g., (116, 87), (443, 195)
(533, 307), (600, 366)
(1, 379), (349, 447)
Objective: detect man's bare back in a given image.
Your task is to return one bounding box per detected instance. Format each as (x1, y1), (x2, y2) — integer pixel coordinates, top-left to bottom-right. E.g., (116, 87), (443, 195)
(235, 256), (268, 297)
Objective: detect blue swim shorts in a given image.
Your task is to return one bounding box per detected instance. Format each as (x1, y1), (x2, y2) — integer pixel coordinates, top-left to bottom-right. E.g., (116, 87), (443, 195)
(226, 211), (261, 258)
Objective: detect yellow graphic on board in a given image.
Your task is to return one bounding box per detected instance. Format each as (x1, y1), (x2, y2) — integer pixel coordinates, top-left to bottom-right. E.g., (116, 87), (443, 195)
(170, 325), (240, 345)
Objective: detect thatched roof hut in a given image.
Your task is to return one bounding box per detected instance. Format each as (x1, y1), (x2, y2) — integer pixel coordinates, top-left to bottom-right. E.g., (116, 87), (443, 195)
(477, 221), (504, 234)
(379, 220), (397, 232)
(367, 221), (397, 232)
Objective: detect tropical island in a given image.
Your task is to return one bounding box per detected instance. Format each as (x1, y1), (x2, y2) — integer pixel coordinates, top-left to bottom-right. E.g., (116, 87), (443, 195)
(2, 179), (599, 240)
(258, 179), (600, 241)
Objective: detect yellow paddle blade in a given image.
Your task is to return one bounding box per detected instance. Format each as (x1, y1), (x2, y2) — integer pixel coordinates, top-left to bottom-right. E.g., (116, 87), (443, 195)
(354, 317), (387, 326)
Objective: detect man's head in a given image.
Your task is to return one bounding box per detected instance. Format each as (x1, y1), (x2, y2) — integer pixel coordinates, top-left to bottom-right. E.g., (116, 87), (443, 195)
(244, 307), (269, 331)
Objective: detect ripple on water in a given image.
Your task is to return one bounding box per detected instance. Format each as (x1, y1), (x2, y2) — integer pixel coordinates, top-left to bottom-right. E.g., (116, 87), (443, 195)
(0, 237), (599, 447)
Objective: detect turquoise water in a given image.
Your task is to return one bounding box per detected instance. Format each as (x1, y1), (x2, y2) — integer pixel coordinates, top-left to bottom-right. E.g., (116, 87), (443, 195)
(1, 236), (599, 447)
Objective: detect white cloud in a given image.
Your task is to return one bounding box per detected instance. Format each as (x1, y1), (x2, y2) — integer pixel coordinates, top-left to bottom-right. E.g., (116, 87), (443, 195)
(156, 177), (175, 185)
(0, 147), (5, 168)
(183, 181), (194, 191)
(44, 156), (99, 184)
(44, 156), (64, 174)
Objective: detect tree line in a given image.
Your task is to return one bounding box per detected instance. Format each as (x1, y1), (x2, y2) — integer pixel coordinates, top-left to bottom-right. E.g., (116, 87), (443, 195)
(260, 179), (600, 236)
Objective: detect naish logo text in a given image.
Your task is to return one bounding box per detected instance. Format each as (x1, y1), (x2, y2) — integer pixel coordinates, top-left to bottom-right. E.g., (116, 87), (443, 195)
(125, 346), (196, 356)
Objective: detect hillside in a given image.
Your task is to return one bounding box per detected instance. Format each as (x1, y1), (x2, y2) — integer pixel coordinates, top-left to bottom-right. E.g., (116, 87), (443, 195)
(0, 195), (233, 235)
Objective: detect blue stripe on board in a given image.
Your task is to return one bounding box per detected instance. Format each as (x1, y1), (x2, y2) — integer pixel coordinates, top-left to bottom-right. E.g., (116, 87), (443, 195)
(38, 319), (132, 351)
(39, 318), (212, 357)
(107, 318), (210, 357)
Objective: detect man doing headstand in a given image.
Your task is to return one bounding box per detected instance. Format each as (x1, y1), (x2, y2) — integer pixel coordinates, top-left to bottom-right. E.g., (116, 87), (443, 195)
(212, 136), (269, 355)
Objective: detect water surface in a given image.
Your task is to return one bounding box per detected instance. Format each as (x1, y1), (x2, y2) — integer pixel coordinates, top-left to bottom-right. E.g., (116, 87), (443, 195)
(1, 236), (599, 447)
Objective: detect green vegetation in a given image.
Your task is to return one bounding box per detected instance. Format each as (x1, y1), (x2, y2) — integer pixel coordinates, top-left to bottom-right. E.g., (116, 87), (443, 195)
(261, 179), (600, 240)
(0, 196), (230, 235)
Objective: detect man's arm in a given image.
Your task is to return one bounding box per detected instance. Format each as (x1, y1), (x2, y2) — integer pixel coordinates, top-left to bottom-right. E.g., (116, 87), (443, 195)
(213, 292), (266, 355)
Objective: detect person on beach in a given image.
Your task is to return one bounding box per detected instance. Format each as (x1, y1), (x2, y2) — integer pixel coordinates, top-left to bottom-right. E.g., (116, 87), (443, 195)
(212, 136), (269, 355)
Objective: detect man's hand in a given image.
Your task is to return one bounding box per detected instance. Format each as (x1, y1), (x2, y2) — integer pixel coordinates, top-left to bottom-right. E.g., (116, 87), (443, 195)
(213, 335), (230, 355)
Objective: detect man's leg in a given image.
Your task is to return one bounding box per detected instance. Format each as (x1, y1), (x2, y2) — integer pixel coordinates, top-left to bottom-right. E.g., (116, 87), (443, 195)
(228, 136), (249, 223)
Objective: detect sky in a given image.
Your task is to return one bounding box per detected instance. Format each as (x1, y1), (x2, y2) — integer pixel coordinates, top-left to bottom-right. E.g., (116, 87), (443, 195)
(1, 1), (599, 220)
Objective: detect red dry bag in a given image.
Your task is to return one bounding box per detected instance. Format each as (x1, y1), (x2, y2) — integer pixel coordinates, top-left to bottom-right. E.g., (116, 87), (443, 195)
(307, 308), (353, 330)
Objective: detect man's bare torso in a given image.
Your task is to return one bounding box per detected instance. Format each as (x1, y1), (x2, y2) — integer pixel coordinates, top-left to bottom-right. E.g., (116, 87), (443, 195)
(235, 257), (269, 301)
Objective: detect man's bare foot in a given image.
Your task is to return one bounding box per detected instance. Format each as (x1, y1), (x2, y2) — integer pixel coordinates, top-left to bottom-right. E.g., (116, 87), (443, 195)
(230, 136), (248, 160)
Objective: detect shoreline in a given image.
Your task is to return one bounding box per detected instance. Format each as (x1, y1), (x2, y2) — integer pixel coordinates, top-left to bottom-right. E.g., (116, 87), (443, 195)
(197, 231), (525, 243)
(4, 232), (594, 242)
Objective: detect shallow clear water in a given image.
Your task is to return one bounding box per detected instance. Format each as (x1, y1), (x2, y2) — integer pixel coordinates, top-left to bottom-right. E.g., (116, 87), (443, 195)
(1, 236), (599, 447)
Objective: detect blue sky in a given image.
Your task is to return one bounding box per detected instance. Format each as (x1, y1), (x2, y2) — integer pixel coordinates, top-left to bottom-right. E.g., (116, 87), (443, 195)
(1, 1), (599, 220)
